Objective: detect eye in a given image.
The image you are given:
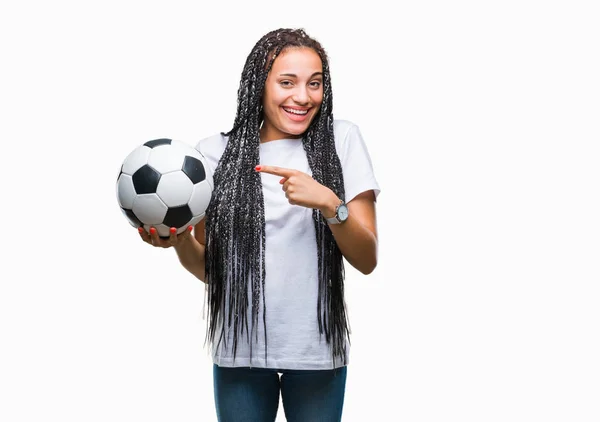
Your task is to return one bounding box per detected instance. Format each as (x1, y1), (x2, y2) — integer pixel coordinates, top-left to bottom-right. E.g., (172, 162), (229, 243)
(309, 81), (322, 88)
(280, 80), (293, 87)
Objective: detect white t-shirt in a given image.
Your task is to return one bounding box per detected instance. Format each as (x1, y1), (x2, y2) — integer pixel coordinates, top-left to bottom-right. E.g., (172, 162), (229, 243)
(195, 119), (380, 370)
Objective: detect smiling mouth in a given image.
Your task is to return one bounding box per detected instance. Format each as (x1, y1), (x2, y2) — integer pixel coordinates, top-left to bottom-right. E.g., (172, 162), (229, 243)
(282, 107), (309, 115)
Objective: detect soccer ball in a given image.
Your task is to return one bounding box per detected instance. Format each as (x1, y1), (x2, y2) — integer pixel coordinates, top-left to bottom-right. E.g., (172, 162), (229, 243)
(116, 138), (213, 238)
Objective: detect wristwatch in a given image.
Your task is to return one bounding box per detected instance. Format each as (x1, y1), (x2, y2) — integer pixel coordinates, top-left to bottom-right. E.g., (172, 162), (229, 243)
(325, 200), (349, 224)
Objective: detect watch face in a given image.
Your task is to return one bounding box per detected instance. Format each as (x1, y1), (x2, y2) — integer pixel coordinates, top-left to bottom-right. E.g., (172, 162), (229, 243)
(338, 204), (349, 221)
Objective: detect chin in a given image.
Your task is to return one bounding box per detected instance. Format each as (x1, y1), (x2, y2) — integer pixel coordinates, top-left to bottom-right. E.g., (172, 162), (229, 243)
(286, 126), (307, 136)
(282, 119), (315, 136)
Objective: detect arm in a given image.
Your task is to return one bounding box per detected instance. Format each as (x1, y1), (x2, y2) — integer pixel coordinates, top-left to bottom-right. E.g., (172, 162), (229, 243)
(139, 219), (207, 283)
(255, 164), (378, 275)
(174, 218), (207, 283)
(321, 190), (378, 275)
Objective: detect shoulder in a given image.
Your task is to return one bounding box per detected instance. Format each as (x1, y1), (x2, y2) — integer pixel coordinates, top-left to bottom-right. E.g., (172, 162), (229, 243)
(195, 132), (228, 154)
(195, 132), (228, 172)
(332, 119), (367, 157)
(333, 119), (359, 142)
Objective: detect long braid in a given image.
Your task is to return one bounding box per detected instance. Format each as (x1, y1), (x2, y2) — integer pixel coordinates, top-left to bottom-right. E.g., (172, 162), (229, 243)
(204, 28), (349, 366)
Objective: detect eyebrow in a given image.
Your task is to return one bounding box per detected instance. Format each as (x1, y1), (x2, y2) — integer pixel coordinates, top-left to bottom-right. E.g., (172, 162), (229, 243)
(278, 72), (323, 78)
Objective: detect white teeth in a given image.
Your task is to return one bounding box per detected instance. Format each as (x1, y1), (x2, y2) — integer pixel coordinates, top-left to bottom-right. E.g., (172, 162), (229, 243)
(283, 107), (308, 115)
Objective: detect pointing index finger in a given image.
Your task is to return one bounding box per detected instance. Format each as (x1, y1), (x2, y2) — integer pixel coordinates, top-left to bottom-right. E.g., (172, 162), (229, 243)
(255, 165), (294, 178)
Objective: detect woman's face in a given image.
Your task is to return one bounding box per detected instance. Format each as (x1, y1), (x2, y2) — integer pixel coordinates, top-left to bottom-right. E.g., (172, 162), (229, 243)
(260, 47), (324, 143)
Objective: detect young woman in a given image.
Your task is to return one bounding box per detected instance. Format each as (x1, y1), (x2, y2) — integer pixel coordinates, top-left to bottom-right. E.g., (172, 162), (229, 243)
(139, 28), (380, 422)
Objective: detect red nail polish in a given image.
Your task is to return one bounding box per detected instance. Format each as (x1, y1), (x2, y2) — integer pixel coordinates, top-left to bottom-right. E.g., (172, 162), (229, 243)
(255, 165), (261, 171)
(188, 225), (193, 232)
(170, 227), (176, 233)
(138, 227), (144, 233)
(280, 178), (285, 184)
(150, 227), (156, 234)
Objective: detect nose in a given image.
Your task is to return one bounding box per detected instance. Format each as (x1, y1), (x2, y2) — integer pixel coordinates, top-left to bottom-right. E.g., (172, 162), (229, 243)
(292, 87), (310, 105)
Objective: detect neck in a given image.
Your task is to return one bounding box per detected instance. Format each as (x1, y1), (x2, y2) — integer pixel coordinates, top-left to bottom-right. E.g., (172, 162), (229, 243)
(259, 124), (302, 143)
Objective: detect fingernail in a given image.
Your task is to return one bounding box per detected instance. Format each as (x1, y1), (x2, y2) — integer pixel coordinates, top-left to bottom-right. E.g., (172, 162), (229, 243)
(138, 227), (144, 233)
(170, 227), (176, 234)
(279, 178), (285, 184)
(188, 225), (193, 232)
(150, 227), (156, 234)
(255, 165), (261, 171)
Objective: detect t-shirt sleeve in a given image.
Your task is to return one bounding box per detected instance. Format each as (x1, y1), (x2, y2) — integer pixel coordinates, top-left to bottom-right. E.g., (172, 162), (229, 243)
(336, 122), (381, 203)
(195, 133), (228, 176)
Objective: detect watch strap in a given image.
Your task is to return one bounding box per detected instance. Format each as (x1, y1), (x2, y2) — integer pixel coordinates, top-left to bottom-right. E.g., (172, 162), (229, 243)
(325, 200), (345, 224)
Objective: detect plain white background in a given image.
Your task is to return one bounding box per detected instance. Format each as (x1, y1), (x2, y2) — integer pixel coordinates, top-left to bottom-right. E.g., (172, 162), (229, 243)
(1, 0), (599, 421)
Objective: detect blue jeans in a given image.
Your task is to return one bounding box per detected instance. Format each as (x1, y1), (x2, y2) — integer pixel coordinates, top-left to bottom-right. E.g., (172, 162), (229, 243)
(213, 364), (347, 422)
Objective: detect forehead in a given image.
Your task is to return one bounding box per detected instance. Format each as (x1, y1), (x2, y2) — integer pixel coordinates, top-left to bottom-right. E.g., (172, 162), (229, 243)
(271, 47), (323, 74)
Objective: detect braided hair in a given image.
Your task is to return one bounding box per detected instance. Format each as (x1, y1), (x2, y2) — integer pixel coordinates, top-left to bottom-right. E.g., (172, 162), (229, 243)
(204, 28), (349, 367)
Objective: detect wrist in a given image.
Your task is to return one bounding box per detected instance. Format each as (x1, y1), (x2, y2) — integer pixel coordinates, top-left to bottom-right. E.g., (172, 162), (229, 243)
(320, 191), (341, 219)
(174, 233), (195, 251)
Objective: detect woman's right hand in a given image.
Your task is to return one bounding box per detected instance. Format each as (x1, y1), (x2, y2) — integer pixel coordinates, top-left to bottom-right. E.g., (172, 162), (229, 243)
(138, 226), (194, 248)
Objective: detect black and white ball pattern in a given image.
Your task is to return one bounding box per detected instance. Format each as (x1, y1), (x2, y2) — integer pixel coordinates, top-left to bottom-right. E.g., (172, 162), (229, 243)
(116, 138), (213, 238)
